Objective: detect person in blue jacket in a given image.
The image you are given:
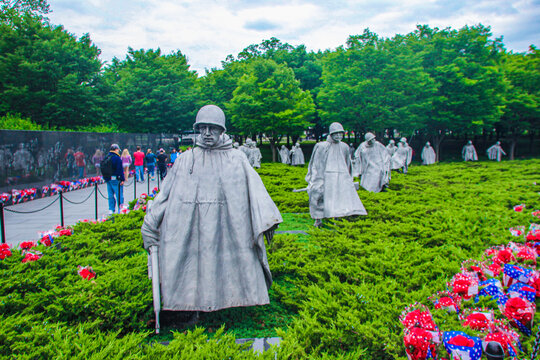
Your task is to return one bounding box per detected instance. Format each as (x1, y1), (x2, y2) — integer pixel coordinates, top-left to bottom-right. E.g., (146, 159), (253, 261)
(146, 149), (157, 180)
(103, 144), (125, 214)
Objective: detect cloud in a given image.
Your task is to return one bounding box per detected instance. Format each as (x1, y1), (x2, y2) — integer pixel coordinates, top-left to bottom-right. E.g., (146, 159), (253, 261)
(47, 0), (539, 75)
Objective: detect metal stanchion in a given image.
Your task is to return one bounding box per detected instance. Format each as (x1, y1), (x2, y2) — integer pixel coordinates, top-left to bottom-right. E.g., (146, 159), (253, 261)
(134, 175), (137, 200)
(147, 173), (150, 194)
(1, 203), (5, 244)
(94, 182), (98, 220)
(157, 171), (160, 190)
(59, 191), (64, 227)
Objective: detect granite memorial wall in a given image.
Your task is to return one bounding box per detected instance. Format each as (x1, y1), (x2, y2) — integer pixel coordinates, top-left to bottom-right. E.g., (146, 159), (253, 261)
(0, 130), (179, 191)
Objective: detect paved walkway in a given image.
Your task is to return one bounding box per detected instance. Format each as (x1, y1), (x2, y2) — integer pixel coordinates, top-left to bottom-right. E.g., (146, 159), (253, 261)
(1, 177), (161, 246)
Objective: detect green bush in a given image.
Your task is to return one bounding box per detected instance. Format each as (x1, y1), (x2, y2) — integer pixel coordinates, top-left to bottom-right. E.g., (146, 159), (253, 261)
(0, 160), (538, 359)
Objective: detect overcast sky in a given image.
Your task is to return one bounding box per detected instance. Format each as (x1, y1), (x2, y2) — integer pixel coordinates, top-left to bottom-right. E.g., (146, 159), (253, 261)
(47, 0), (539, 75)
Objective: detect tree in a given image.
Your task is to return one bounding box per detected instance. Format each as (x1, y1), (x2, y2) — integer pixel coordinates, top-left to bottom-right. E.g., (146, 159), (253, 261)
(226, 58), (315, 161)
(0, 13), (103, 128)
(407, 25), (505, 160)
(100, 48), (199, 133)
(317, 29), (436, 143)
(497, 47), (540, 159)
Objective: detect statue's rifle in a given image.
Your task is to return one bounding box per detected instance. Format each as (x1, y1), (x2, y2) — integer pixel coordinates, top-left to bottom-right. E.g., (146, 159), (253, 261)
(149, 245), (161, 334)
(292, 182), (359, 193)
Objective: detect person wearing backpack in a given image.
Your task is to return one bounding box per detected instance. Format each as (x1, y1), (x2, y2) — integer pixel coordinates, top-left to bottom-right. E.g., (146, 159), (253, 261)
(102, 144), (125, 214)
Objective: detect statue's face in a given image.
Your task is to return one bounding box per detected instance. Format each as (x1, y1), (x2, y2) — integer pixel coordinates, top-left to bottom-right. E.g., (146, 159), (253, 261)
(331, 132), (344, 142)
(367, 138), (375, 146)
(198, 124), (223, 147)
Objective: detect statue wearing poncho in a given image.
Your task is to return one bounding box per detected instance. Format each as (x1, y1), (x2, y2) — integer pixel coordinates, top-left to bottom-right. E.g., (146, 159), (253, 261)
(306, 122), (367, 226)
(290, 143), (305, 166)
(355, 132), (391, 193)
(392, 137), (413, 173)
(141, 105), (282, 312)
(487, 141), (506, 161)
(279, 145), (290, 164)
(421, 142), (436, 165)
(462, 141), (478, 161)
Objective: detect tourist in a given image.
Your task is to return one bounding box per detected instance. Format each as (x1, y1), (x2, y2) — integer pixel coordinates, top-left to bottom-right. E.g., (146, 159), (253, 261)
(121, 148), (132, 181)
(157, 148), (168, 180)
(146, 149), (157, 180)
(133, 146), (145, 182)
(103, 144), (124, 214)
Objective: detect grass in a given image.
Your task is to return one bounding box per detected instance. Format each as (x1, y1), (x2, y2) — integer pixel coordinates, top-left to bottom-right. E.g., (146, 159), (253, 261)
(0, 159), (539, 359)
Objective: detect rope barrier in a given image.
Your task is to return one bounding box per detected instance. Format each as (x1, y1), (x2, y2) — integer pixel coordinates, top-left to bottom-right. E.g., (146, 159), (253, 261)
(4, 196), (60, 214)
(62, 189), (95, 205)
(97, 185), (109, 200)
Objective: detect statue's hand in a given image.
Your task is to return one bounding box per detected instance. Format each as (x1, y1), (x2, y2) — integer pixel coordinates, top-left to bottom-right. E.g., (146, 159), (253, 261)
(264, 224), (278, 245)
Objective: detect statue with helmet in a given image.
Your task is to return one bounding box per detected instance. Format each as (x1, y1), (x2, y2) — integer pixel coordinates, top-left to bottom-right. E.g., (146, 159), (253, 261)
(391, 137), (413, 173)
(354, 132), (392, 193)
(486, 141), (506, 161)
(421, 142), (436, 165)
(141, 105), (282, 333)
(305, 122), (367, 227)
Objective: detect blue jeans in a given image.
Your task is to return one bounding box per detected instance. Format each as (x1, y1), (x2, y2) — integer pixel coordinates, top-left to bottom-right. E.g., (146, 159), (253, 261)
(106, 179), (123, 212)
(135, 165), (144, 181)
(78, 166), (84, 179)
(147, 164), (155, 177)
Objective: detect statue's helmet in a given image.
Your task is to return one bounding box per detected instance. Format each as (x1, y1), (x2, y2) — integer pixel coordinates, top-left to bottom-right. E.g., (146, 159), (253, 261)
(467, 140), (472, 145)
(245, 138), (253, 145)
(426, 141), (431, 146)
(389, 139), (395, 144)
(329, 122), (345, 135)
(496, 141), (501, 145)
(193, 105), (226, 132)
(400, 137), (407, 143)
(364, 132), (376, 142)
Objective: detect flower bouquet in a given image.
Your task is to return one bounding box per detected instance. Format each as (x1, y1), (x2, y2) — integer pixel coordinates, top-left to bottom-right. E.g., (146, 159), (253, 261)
(448, 273), (478, 301)
(459, 308), (494, 332)
(503, 296), (535, 335)
(442, 331), (482, 360)
(77, 265), (96, 280)
(428, 291), (460, 313)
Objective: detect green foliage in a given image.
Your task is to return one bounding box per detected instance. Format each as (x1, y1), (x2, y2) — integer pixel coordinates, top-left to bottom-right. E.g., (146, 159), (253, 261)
(0, 155), (539, 357)
(0, 13), (103, 128)
(100, 48), (200, 133)
(0, 113), (43, 130)
(227, 58), (315, 161)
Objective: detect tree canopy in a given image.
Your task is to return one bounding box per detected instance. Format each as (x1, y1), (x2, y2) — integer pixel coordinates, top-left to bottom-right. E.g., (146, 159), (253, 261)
(0, 6), (538, 160)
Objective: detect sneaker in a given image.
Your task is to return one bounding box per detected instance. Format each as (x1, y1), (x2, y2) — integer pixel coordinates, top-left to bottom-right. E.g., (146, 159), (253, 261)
(108, 210), (114, 215)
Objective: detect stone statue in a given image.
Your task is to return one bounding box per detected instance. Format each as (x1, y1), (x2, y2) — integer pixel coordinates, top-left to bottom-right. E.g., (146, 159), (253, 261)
(250, 141), (262, 168)
(306, 122), (367, 227)
(233, 142), (239, 149)
(421, 142), (436, 165)
(141, 105), (282, 329)
(290, 143), (305, 166)
(354, 132), (391, 193)
(386, 139), (397, 156)
(279, 145), (290, 164)
(462, 140), (478, 161)
(487, 141), (506, 161)
(392, 137), (413, 173)
(240, 138), (253, 163)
